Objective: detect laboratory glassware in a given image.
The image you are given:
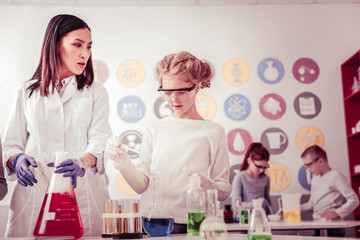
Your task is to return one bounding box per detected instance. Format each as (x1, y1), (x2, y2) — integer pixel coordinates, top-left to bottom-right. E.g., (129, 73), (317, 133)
(142, 170), (174, 237)
(186, 173), (206, 236)
(247, 198), (272, 240)
(199, 189), (227, 240)
(33, 152), (84, 239)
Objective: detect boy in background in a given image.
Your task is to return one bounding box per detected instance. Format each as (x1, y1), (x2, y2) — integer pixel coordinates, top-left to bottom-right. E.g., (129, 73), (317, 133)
(300, 145), (359, 237)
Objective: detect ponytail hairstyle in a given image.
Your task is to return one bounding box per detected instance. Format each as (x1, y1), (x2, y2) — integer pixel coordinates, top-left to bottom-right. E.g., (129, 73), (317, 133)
(155, 51), (213, 88)
(240, 142), (270, 171)
(27, 14), (94, 97)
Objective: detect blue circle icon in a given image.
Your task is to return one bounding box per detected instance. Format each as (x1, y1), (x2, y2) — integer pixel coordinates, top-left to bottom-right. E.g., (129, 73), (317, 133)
(258, 58), (284, 84)
(224, 94), (251, 121)
(298, 165), (312, 191)
(117, 96), (146, 123)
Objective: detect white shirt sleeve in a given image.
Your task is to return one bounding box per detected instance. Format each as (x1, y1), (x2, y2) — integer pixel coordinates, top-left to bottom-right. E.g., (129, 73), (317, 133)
(333, 172), (359, 219)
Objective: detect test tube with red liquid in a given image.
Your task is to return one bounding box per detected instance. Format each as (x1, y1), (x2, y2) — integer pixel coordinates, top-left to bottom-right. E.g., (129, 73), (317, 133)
(33, 152), (84, 239)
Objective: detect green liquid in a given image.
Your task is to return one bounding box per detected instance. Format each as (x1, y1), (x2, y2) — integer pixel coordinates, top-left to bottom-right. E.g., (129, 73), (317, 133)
(187, 211), (205, 236)
(247, 233), (272, 240)
(240, 209), (250, 224)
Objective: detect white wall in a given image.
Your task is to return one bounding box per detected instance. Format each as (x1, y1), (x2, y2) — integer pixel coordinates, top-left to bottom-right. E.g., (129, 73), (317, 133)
(0, 3), (359, 209)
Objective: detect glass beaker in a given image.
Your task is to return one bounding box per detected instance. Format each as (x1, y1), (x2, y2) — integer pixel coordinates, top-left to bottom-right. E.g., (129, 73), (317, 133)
(186, 174), (206, 236)
(199, 189), (227, 240)
(142, 170), (174, 237)
(281, 193), (301, 222)
(247, 198), (271, 240)
(33, 152), (84, 239)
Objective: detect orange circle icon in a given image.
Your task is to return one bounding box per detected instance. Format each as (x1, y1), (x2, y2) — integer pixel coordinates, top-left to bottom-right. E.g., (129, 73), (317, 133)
(116, 173), (137, 196)
(222, 58), (250, 86)
(117, 59), (145, 87)
(296, 126), (324, 152)
(266, 163), (290, 192)
(196, 94), (216, 120)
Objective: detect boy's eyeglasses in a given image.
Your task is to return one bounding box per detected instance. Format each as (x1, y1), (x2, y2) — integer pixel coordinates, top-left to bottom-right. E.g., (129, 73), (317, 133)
(252, 159), (269, 170)
(158, 84), (197, 101)
(304, 157), (320, 168)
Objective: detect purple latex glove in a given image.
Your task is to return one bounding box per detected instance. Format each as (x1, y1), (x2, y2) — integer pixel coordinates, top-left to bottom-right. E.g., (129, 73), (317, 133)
(54, 159), (85, 189)
(13, 153), (38, 187)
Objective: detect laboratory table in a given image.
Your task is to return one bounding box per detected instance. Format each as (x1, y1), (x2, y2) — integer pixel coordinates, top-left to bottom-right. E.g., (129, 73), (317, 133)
(2, 233), (359, 240)
(226, 220), (360, 236)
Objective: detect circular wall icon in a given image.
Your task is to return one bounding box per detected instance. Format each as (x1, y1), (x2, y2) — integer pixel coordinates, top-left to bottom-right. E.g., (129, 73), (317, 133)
(258, 58), (284, 84)
(261, 128), (288, 155)
(227, 128), (253, 155)
(119, 129), (143, 159)
(222, 58), (250, 86)
(117, 59), (145, 87)
(266, 163), (290, 192)
(294, 92), (321, 119)
(117, 173), (138, 196)
(93, 59), (109, 84)
(153, 97), (173, 119)
(295, 126), (324, 152)
(196, 94), (217, 120)
(292, 58), (319, 84)
(224, 94), (251, 121)
(117, 96), (145, 123)
(298, 166), (312, 191)
(259, 93), (286, 120)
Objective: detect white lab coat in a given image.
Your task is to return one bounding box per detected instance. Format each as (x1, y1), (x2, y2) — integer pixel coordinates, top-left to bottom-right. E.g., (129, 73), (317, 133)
(2, 76), (112, 237)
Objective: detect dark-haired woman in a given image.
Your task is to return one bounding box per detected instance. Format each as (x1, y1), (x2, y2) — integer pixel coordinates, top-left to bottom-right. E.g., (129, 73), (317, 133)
(2, 14), (111, 237)
(231, 142), (272, 214)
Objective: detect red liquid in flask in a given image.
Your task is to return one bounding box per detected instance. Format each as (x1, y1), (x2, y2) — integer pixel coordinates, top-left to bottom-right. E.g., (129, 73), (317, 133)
(33, 190), (84, 239)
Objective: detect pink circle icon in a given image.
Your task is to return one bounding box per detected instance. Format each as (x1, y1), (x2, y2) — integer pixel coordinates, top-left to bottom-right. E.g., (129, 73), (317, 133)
(227, 129), (253, 155)
(292, 58), (319, 84)
(259, 93), (286, 120)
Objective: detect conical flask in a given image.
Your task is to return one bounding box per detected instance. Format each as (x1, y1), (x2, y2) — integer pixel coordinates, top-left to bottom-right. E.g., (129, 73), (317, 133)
(247, 198), (271, 240)
(199, 189), (227, 240)
(33, 152), (84, 239)
(142, 170), (174, 237)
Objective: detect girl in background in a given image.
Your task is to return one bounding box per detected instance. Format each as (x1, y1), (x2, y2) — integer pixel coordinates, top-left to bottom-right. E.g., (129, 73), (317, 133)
(232, 142), (272, 214)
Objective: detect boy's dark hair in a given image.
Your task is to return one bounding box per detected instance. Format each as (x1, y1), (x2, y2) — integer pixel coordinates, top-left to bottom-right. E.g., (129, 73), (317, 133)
(301, 145), (328, 162)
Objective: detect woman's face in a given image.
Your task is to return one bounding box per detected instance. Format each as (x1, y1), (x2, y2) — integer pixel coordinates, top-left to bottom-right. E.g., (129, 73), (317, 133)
(161, 74), (199, 118)
(58, 28), (92, 80)
(247, 157), (269, 177)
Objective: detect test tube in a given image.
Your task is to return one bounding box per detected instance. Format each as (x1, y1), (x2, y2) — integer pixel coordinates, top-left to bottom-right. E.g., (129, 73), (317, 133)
(105, 199), (112, 234)
(133, 200), (139, 233)
(116, 200), (123, 234)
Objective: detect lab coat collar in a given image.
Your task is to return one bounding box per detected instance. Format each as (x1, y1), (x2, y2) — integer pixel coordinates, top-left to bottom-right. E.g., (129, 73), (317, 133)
(61, 75), (77, 103)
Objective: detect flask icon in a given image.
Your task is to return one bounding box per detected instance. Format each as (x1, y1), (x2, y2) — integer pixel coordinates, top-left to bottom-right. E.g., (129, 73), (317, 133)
(33, 152), (84, 239)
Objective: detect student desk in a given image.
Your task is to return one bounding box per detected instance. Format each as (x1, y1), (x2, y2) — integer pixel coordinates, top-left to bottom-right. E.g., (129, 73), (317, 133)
(226, 220), (360, 236)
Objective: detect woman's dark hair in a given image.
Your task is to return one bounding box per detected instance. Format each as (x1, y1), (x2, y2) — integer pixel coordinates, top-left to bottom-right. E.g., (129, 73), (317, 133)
(27, 14), (94, 97)
(240, 142), (270, 171)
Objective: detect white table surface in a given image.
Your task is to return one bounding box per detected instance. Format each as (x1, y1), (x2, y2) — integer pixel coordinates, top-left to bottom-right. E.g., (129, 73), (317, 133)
(1, 232), (359, 240)
(226, 219), (360, 231)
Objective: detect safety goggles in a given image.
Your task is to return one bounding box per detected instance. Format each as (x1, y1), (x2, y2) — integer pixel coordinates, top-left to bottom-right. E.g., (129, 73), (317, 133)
(252, 158), (269, 170)
(157, 84), (197, 101)
(304, 157), (320, 168)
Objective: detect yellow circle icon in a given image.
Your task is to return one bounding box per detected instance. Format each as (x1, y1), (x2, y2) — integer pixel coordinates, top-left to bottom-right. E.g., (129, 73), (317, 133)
(222, 58), (250, 86)
(266, 163), (290, 192)
(196, 94), (217, 120)
(296, 126), (324, 152)
(117, 59), (145, 87)
(116, 173), (138, 196)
